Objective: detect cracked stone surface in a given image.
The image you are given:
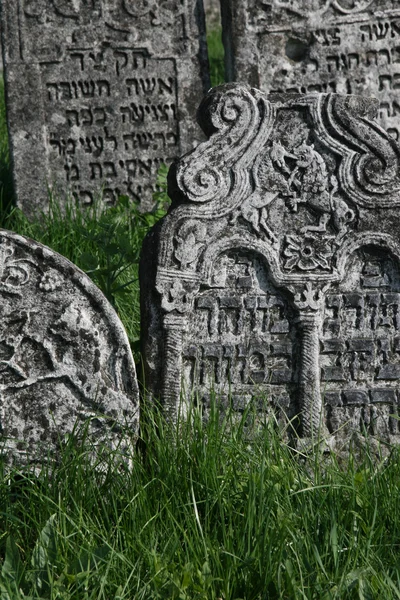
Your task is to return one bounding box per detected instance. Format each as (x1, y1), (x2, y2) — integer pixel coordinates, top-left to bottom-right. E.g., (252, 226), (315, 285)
(0, 229), (139, 468)
(141, 83), (400, 448)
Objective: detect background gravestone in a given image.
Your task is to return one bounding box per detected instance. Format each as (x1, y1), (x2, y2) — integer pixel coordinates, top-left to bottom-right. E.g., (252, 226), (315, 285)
(0, 229), (139, 468)
(221, 0), (400, 141)
(1, 1), (210, 217)
(204, 0), (221, 29)
(141, 83), (400, 447)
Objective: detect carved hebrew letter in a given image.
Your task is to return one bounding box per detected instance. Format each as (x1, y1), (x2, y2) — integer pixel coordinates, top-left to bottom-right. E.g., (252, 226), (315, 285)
(59, 82), (72, 100)
(47, 83), (59, 101)
(90, 162), (102, 179)
(104, 162), (117, 177)
(78, 80), (96, 98)
(126, 78), (140, 96)
(140, 83), (400, 449)
(115, 50), (129, 75)
(66, 109), (79, 126)
(104, 128), (118, 150)
(97, 80), (110, 97)
(94, 108), (106, 125)
(81, 108), (94, 126)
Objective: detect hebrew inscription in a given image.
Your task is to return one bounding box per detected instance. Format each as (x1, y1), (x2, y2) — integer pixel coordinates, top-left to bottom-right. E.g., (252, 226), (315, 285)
(141, 84), (400, 447)
(221, 0), (400, 139)
(182, 252), (295, 425)
(44, 50), (178, 207)
(1, 0), (209, 216)
(322, 247), (400, 437)
(0, 229), (139, 468)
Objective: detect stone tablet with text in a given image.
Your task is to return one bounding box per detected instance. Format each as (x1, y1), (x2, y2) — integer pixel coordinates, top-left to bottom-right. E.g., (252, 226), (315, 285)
(1, 1), (209, 216)
(221, 0), (400, 140)
(141, 83), (400, 445)
(0, 229), (139, 467)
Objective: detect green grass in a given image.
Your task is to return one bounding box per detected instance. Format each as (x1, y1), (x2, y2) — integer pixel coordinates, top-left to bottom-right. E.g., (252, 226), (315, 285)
(0, 188), (167, 357)
(1, 28), (400, 600)
(2, 403), (400, 599)
(207, 27), (225, 88)
(0, 25), (225, 350)
(0, 80), (169, 356)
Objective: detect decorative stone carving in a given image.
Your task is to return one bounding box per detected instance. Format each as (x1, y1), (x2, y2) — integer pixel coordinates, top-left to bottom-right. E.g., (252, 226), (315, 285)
(140, 83), (400, 446)
(221, 0), (400, 141)
(0, 230), (139, 467)
(1, 0), (209, 217)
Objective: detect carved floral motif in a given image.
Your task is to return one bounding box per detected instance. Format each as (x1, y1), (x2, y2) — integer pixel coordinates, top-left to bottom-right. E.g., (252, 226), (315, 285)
(283, 234), (335, 271)
(292, 282), (330, 311)
(161, 279), (194, 313)
(39, 269), (64, 292)
(143, 84), (400, 446)
(175, 221), (207, 269)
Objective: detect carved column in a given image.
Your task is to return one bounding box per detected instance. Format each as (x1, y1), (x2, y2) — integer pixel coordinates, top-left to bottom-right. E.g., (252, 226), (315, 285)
(162, 313), (187, 422)
(296, 311), (323, 437)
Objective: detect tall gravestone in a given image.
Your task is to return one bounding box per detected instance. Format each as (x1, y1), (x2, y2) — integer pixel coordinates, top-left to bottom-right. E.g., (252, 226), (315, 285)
(141, 83), (400, 446)
(221, 0), (400, 141)
(1, 1), (209, 217)
(0, 229), (139, 467)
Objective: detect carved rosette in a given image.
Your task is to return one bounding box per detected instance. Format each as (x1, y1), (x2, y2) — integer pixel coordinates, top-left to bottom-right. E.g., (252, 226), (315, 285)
(143, 84), (400, 442)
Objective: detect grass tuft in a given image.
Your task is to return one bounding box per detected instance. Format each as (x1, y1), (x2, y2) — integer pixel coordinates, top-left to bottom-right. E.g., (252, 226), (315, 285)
(1, 400), (400, 598)
(1, 29), (400, 600)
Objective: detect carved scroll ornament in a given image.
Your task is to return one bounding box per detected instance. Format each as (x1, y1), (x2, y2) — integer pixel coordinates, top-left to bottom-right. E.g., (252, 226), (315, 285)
(142, 84), (400, 446)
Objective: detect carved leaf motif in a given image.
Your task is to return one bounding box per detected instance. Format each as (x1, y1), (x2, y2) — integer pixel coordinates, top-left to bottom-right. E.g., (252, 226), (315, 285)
(161, 280), (190, 313)
(175, 221), (207, 269)
(293, 282), (330, 311)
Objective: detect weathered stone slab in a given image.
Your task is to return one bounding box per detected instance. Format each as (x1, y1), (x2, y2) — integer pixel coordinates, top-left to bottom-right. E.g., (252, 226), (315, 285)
(140, 83), (400, 445)
(1, 1), (209, 217)
(205, 0), (221, 28)
(221, 0), (400, 141)
(0, 229), (139, 467)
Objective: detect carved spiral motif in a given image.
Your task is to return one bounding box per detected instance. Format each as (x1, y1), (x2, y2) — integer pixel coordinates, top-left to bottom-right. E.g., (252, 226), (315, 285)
(318, 95), (400, 207)
(176, 85), (268, 204)
(122, 0), (153, 17)
(271, 0), (374, 18)
(177, 164), (228, 204)
(331, 0), (374, 14)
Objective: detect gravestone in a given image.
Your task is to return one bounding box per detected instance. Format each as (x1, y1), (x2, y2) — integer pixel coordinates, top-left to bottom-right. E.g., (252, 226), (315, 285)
(0, 229), (139, 467)
(205, 0), (221, 29)
(221, 0), (400, 141)
(1, 1), (209, 217)
(140, 83), (400, 446)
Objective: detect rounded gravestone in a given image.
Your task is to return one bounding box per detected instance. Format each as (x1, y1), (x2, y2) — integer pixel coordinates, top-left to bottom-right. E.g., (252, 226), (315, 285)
(0, 229), (139, 468)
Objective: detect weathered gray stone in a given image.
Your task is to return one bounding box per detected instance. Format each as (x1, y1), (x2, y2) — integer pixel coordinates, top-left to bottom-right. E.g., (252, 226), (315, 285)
(221, 0), (400, 141)
(140, 83), (400, 446)
(1, 1), (209, 217)
(204, 0), (221, 29)
(0, 229), (139, 467)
